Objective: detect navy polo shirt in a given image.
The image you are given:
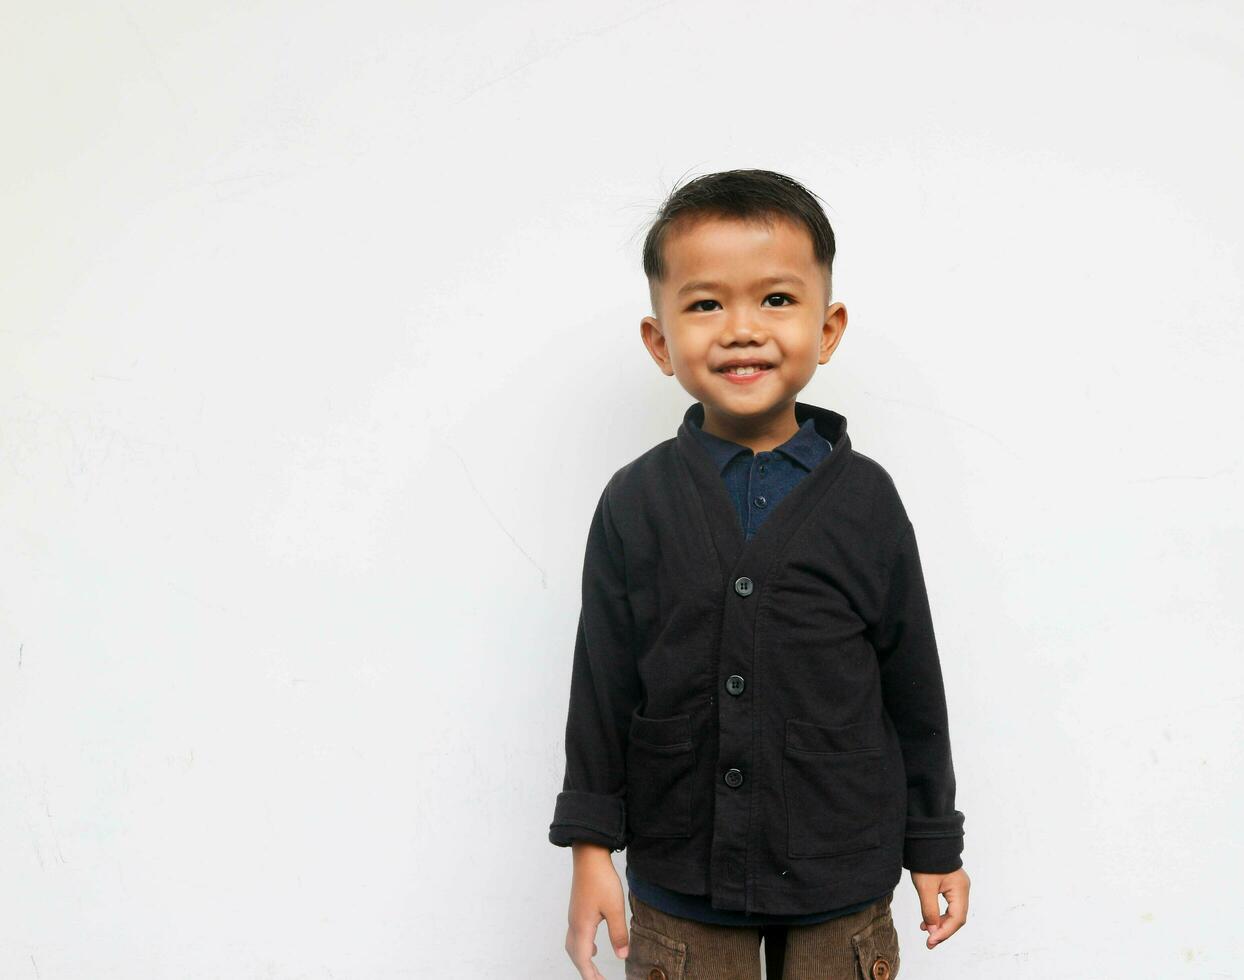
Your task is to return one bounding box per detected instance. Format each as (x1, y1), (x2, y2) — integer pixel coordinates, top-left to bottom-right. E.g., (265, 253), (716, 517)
(625, 410), (890, 925)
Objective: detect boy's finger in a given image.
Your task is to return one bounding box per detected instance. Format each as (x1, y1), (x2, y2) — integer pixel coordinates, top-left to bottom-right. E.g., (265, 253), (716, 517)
(565, 921), (604, 980)
(923, 896), (969, 946)
(603, 902), (630, 959)
(941, 888), (968, 935)
(948, 878), (970, 919)
(915, 883), (943, 934)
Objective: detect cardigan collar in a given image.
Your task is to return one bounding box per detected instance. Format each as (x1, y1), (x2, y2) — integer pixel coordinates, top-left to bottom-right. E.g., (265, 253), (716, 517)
(676, 400), (852, 572)
(687, 412), (832, 474)
(678, 400), (847, 461)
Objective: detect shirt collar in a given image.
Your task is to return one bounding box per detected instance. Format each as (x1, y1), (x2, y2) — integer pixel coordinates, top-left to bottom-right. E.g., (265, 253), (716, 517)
(688, 411), (832, 474)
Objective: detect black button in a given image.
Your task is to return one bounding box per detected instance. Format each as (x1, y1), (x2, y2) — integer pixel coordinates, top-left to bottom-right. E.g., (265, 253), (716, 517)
(753, 495), (767, 508)
(734, 576), (753, 596)
(759, 464), (767, 475)
(725, 674), (745, 696)
(724, 768), (744, 788)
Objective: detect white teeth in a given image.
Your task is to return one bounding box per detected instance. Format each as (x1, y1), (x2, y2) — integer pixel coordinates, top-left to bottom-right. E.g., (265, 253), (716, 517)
(723, 365), (767, 375)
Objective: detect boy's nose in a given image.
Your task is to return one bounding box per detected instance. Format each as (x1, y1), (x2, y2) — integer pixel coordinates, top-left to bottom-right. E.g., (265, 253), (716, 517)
(722, 313), (763, 340)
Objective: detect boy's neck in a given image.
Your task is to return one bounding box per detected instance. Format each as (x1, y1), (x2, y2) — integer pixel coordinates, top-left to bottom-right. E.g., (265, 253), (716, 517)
(700, 399), (801, 454)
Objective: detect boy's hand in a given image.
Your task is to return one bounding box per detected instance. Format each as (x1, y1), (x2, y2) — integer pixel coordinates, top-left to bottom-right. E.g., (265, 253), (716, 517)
(564, 842), (629, 980)
(911, 866), (970, 948)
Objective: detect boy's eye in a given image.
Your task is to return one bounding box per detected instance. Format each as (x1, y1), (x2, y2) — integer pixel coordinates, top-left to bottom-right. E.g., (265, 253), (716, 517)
(688, 294), (796, 312)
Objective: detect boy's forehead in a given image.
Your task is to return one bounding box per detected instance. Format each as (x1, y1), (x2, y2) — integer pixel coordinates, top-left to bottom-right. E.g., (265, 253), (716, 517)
(663, 214), (818, 285)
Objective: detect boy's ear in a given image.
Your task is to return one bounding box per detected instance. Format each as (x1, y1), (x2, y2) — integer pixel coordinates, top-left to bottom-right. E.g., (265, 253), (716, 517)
(641, 316), (676, 377)
(819, 302), (848, 364)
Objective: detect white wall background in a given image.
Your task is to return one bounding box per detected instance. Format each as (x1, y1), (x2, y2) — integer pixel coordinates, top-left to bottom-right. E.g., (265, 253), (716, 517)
(2, 1), (1241, 977)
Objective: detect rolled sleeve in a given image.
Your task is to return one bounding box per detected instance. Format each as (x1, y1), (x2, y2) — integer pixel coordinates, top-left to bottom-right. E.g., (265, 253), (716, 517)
(548, 790), (628, 850)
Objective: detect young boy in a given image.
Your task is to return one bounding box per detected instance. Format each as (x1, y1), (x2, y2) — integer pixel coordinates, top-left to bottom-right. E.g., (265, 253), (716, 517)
(549, 169), (970, 980)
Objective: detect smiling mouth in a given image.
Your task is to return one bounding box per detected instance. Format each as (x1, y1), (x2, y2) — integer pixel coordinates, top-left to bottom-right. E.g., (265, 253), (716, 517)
(718, 365), (772, 376)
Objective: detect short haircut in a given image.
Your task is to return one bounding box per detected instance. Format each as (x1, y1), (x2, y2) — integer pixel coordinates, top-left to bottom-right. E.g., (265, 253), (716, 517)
(642, 169), (836, 317)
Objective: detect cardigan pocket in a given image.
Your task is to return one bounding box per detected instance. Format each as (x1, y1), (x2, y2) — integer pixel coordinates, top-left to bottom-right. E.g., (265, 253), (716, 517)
(625, 710), (696, 839)
(782, 718), (882, 859)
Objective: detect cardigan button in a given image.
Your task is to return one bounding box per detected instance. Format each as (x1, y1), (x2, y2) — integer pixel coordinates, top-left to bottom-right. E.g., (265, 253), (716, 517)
(648, 969), (667, 980)
(871, 956), (891, 979)
(733, 576), (753, 596)
(725, 674), (745, 695)
(724, 768), (744, 788)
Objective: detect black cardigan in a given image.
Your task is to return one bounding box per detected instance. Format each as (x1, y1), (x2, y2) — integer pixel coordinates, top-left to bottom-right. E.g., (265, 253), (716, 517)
(549, 399), (966, 916)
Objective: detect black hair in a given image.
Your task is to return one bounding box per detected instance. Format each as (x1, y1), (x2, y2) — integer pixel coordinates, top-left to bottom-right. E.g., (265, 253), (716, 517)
(641, 169), (836, 316)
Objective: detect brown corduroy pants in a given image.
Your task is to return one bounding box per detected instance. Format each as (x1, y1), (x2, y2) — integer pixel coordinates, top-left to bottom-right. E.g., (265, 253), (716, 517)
(624, 888), (900, 980)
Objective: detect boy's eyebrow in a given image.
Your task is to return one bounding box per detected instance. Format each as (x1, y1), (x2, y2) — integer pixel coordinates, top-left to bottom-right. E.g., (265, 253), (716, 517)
(676, 275), (806, 297)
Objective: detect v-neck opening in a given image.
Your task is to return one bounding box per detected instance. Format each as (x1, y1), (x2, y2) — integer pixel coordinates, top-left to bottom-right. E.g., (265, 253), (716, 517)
(675, 400), (852, 577)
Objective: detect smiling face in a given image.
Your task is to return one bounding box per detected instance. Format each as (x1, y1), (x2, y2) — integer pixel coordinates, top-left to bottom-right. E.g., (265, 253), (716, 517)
(641, 212), (847, 447)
